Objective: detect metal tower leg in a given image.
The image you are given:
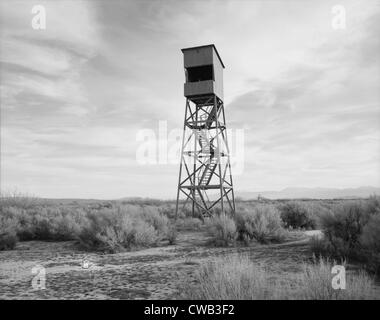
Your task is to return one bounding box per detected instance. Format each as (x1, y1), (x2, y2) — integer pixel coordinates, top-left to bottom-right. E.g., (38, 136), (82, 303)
(175, 94), (235, 219)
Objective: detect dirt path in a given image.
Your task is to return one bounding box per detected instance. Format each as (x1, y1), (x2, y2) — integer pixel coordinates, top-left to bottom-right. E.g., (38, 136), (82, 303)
(0, 230), (313, 299)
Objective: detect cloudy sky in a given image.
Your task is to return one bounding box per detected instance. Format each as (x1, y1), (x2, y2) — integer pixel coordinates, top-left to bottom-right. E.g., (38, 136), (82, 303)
(0, 0), (379, 199)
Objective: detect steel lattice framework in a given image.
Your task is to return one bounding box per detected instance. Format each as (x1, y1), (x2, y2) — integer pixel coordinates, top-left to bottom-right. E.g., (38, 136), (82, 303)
(175, 94), (235, 219)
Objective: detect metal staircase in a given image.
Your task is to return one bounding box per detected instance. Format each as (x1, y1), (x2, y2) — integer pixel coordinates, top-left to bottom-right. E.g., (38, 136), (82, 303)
(176, 94), (235, 219)
(198, 129), (213, 154)
(193, 184), (212, 218)
(200, 157), (218, 186)
(197, 128), (218, 187)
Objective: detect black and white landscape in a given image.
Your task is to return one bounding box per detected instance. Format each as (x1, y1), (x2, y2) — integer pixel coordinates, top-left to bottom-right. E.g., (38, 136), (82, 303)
(0, 0), (379, 301)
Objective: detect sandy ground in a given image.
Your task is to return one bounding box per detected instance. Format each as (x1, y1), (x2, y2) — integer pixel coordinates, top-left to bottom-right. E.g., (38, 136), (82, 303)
(15, 228), (380, 300)
(0, 230), (317, 300)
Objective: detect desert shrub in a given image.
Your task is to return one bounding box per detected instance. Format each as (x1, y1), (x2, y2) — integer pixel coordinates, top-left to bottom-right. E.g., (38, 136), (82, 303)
(236, 205), (287, 244)
(0, 202), (175, 252)
(0, 205), (87, 242)
(15, 207), (85, 241)
(158, 204), (176, 219)
(5, 207), (35, 240)
(320, 202), (370, 257)
(182, 255), (378, 300)
(304, 202), (332, 229)
(140, 206), (170, 236)
(176, 217), (202, 231)
(359, 212), (380, 273)
(309, 235), (334, 257)
(206, 214), (237, 246)
(79, 209), (153, 252)
(360, 213), (380, 251)
(56, 212), (86, 240)
(364, 195), (380, 215)
(78, 206), (171, 252)
(131, 219), (158, 247)
(177, 203), (220, 219)
(167, 226), (177, 245)
(0, 215), (18, 250)
(178, 205), (194, 218)
(0, 231), (18, 251)
(313, 199), (380, 273)
(279, 201), (317, 229)
(0, 190), (42, 210)
(79, 211), (127, 252)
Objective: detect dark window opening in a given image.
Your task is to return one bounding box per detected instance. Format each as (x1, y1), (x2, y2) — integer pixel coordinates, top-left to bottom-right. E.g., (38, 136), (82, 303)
(186, 65), (214, 82)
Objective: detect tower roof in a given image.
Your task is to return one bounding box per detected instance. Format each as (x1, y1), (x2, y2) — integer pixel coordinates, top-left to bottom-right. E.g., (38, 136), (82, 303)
(181, 44), (225, 68)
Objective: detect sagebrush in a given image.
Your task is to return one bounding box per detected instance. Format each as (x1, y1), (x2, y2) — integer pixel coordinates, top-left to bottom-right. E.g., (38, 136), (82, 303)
(236, 205), (287, 244)
(313, 196), (380, 273)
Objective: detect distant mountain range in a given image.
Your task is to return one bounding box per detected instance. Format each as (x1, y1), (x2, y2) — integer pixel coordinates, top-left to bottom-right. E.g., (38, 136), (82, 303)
(236, 186), (380, 200)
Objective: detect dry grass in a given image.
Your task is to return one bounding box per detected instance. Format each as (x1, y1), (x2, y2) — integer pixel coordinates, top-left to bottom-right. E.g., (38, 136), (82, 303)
(182, 255), (275, 299)
(182, 255), (378, 300)
(296, 257), (376, 300)
(0, 215), (18, 250)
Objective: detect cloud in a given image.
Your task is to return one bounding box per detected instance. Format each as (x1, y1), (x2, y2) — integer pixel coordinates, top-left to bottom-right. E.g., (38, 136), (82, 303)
(0, 0), (379, 198)
(226, 2), (380, 190)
